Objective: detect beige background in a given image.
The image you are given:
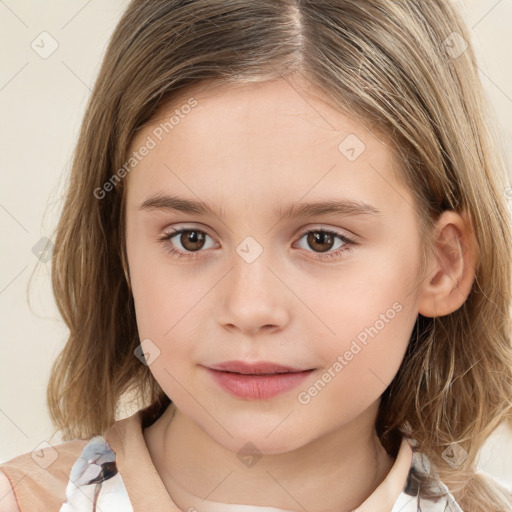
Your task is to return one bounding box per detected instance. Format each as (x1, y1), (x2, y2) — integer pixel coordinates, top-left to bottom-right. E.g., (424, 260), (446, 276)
(0, 0), (511, 485)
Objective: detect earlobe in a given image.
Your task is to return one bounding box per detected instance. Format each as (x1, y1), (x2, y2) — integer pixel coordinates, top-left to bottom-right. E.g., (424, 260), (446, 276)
(417, 210), (478, 318)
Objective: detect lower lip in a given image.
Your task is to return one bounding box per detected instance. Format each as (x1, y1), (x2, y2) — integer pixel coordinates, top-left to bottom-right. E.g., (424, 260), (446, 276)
(205, 368), (314, 400)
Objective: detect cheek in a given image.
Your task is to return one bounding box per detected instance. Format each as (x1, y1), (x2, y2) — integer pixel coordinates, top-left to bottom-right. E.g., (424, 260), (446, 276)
(126, 229), (193, 338)
(308, 253), (415, 329)
(131, 272), (203, 352)
(127, 244), (209, 385)
(301, 250), (419, 389)
(129, 261), (201, 397)
(297, 292), (416, 422)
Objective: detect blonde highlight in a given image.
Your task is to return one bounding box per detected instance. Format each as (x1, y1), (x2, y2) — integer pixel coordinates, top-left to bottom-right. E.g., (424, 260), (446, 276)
(45, 1), (512, 509)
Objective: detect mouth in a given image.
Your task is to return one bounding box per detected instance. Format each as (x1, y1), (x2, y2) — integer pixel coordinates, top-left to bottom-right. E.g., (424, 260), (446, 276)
(206, 360), (313, 375)
(202, 362), (315, 400)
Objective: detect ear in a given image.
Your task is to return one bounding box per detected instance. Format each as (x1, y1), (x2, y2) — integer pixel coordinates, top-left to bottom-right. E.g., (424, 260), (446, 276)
(417, 209), (479, 318)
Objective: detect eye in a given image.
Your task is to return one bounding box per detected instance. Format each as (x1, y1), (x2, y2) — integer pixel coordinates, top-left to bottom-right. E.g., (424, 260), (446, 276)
(294, 228), (355, 261)
(158, 226), (356, 262)
(158, 228), (217, 261)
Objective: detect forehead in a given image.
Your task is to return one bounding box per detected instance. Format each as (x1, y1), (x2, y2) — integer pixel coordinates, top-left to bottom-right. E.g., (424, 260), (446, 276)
(143, 78), (379, 139)
(125, 78), (412, 218)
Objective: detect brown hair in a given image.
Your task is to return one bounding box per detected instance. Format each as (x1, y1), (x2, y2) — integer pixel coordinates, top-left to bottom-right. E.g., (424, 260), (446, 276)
(44, 0), (512, 509)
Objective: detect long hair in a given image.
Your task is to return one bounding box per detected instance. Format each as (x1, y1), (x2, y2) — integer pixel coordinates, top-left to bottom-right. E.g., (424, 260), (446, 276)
(45, 1), (512, 509)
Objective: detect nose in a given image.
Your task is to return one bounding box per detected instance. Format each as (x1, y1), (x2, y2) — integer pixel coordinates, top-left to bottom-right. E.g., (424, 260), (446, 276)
(217, 247), (290, 336)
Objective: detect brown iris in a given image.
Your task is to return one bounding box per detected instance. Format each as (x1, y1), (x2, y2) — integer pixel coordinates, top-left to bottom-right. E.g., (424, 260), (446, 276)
(306, 231), (335, 253)
(179, 230), (206, 251)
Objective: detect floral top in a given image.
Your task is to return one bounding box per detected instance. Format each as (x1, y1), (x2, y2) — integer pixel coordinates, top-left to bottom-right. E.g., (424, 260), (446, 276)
(1, 402), (510, 511)
(56, 435), (462, 512)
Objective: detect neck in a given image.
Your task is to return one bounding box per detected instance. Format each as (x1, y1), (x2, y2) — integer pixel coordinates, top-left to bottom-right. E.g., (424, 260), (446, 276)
(143, 401), (395, 512)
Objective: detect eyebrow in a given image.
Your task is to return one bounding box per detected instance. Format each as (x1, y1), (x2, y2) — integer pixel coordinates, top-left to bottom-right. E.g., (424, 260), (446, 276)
(138, 193), (383, 221)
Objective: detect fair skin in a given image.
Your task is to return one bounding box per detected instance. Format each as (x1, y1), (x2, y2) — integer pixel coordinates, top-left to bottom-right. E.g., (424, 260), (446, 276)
(124, 77), (477, 512)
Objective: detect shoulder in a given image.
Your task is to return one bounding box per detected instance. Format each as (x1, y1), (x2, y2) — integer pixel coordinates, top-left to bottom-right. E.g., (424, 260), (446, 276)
(404, 442), (512, 511)
(0, 470), (19, 512)
(0, 438), (87, 512)
(477, 469), (512, 508)
(0, 408), (162, 512)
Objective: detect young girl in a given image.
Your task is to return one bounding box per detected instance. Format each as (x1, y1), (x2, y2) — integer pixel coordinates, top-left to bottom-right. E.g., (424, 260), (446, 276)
(1, 0), (512, 510)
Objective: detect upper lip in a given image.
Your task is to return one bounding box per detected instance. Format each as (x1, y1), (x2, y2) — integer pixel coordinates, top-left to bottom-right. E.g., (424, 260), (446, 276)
(206, 361), (311, 375)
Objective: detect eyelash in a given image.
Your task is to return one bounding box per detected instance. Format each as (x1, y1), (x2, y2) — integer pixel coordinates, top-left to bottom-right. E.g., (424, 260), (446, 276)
(158, 227), (356, 262)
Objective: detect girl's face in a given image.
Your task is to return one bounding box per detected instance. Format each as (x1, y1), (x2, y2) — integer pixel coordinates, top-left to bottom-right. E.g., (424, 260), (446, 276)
(125, 78), (425, 454)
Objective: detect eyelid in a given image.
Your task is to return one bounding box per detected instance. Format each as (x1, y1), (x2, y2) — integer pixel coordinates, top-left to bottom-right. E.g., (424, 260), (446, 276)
(159, 225), (219, 249)
(159, 223), (358, 244)
(294, 223), (358, 241)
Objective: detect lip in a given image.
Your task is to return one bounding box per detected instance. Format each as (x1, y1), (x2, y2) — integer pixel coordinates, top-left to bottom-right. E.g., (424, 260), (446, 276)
(203, 361), (314, 400)
(207, 360), (310, 374)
